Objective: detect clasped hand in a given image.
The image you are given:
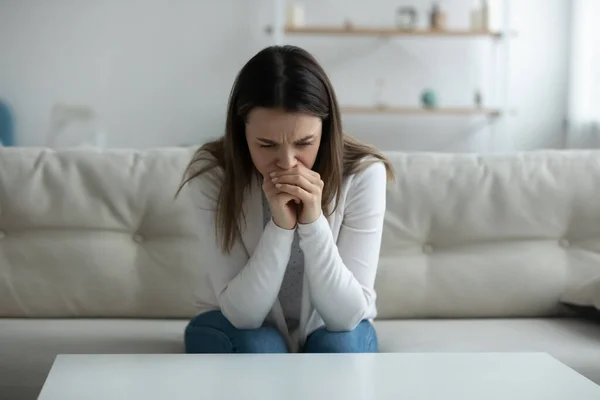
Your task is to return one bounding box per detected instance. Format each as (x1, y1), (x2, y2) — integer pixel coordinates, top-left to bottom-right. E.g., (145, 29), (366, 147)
(262, 165), (324, 229)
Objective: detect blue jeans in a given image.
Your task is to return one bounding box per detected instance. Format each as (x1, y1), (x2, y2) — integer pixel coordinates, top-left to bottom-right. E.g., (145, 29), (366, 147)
(184, 310), (378, 353)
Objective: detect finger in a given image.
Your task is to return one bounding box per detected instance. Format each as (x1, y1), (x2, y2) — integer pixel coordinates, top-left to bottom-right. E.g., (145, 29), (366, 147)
(295, 165), (321, 183)
(275, 183), (312, 203)
(298, 165), (321, 181)
(262, 178), (277, 196)
(276, 190), (301, 204)
(271, 166), (317, 178)
(264, 178), (301, 203)
(263, 174), (282, 193)
(272, 174), (316, 194)
(277, 192), (301, 205)
(265, 184), (300, 204)
(278, 167), (322, 191)
(273, 166), (321, 186)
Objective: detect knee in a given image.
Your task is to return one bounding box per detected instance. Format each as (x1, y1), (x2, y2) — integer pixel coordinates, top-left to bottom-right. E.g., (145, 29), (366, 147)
(184, 311), (288, 354)
(185, 311), (234, 353)
(303, 321), (378, 353)
(186, 310), (232, 330)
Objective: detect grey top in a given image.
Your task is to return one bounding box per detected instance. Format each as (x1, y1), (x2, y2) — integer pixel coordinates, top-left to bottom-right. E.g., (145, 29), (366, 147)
(262, 192), (304, 332)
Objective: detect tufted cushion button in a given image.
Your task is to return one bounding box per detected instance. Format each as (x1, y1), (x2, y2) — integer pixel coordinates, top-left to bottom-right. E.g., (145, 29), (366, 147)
(0, 230), (6, 239)
(559, 238), (570, 248)
(133, 234), (144, 244)
(422, 244), (434, 254)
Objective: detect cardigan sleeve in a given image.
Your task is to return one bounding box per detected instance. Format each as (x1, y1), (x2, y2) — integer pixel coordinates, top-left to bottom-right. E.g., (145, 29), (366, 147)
(297, 161), (387, 331)
(188, 167), (294, 329)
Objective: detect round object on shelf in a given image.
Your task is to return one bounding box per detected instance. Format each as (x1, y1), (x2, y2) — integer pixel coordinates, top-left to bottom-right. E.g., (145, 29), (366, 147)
(420, 89), (438, 109)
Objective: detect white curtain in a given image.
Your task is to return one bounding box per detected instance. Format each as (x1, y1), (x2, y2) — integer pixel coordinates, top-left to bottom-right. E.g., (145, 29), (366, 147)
(566, 0), (600, 148)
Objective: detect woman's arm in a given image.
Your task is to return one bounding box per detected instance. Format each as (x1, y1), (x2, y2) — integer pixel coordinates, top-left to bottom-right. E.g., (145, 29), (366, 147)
(188, 170), (294, 329)
(298, 161), (387, 331)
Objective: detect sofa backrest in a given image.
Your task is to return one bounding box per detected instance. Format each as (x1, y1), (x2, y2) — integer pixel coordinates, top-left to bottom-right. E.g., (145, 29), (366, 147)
(0, 147), (599, 319)
(377, 151), (600, 319)
(0, 147), (206, 318)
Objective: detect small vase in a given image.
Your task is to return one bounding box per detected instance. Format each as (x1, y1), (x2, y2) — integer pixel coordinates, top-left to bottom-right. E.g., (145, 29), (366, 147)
(421, 89), (438, 108)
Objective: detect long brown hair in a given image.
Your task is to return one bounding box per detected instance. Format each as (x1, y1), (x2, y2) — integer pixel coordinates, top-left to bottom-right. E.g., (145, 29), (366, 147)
(178, 45), (394, 253)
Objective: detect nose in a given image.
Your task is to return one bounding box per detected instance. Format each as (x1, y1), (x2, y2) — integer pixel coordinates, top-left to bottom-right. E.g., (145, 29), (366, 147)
(276, 147), (297, 170)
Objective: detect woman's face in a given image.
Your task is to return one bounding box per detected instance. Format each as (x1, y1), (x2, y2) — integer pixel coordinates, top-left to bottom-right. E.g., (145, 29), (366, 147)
(245, 108), (322, 177)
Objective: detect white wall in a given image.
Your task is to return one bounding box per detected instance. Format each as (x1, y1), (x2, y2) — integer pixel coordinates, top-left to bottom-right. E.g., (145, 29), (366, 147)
(0, 0), (572, 152)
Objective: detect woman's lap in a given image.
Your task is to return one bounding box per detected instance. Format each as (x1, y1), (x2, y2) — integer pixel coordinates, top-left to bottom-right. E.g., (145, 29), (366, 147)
(184, 311), (378, 354)
(184, 310), (288, 353)
(302, 320), (378, 353)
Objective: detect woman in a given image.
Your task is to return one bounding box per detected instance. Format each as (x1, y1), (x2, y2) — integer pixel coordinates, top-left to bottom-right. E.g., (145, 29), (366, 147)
(179, 45), (394, 354)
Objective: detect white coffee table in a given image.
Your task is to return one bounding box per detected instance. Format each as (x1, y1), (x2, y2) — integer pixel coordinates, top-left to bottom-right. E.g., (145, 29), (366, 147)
(38, 352), (600, 400)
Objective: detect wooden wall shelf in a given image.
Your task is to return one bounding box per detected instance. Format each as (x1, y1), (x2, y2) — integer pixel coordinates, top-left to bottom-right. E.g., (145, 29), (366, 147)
(341, 106), (502, 117)
(284, 25), (503, 38)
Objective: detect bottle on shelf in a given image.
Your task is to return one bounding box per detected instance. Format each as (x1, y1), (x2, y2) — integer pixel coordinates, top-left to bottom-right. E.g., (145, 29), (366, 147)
(474, 90), (483, 108)
(430, 2), (447, 31)
(286, 3), (305, 28)
(480, 0), (490, 31)
(374, 78), (386, 108)
(470, 0), (490, 31)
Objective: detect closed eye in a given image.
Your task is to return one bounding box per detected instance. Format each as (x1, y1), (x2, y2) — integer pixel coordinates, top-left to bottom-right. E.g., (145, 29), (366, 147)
(259, 142), (312, 148)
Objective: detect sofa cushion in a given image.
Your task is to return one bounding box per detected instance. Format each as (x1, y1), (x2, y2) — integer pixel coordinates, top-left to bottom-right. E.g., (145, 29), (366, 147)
(376, 318), (600, 385)
(0, 147), (213, 318)
(377, 151), (600, 318)
(561, 277), (600, 322)
(562, 277), (600, 309)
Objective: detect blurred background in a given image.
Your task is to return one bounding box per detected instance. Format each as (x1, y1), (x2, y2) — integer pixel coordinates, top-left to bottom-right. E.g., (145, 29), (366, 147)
(0, 0), (598, 152)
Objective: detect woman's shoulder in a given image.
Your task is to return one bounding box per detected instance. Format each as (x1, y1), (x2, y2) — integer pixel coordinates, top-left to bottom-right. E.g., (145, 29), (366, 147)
(341, 135), (394, 186)
(336, 157), (387, 216)
(344, 157), (388, 192)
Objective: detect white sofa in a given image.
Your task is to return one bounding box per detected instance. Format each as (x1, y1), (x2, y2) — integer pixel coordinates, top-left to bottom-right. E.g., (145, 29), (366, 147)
(0, 147), (599, 399)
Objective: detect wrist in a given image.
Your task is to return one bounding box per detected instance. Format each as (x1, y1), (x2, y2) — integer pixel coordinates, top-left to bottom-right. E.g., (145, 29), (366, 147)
(298, 209), (321, 225)
(272, 217), (296, 230)
(297, 212), (329, 239)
